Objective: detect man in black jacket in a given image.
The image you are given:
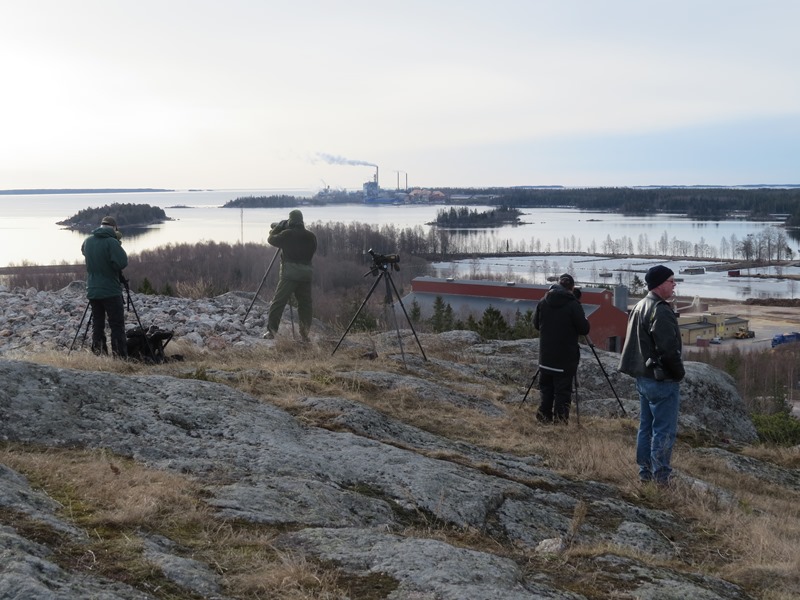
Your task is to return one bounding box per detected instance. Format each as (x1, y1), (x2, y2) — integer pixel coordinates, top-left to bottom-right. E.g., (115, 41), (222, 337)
(533, 273), (590, 424)
(619, 265), (684, 485)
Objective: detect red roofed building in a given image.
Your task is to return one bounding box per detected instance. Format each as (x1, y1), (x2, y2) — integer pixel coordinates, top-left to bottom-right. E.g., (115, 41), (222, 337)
(401, 277), (629, 352)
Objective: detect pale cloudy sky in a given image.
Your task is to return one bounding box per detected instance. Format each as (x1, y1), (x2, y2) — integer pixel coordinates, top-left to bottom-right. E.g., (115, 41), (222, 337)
(1, 1), (798, 191)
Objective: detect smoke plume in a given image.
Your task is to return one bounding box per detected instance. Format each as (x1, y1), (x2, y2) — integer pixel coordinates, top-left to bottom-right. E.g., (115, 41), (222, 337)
(316, 153), (376, 167)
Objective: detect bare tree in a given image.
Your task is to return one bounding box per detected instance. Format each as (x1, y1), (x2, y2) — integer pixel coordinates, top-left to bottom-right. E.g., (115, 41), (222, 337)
(637, 233), (650, 255)
(659, 230), (669, 255)
(775, 230), (788, 261)
(738, 235), (755, 262)
(720, 236), (730, 259)
(729, 233), (739, 260)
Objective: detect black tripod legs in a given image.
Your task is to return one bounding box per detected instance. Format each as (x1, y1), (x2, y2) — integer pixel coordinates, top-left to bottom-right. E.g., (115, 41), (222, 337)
(585, 338), (627, 416)
(123, 282), (152, 360)
(522, 339), (627, 419)
(243, 248), (280, 324)
(69, 301), (92, 355)
(384, 270), (427, 361)
(332, 271), (384, 355)
(520, 368), (540, 405)
(332, 270), (427, 362)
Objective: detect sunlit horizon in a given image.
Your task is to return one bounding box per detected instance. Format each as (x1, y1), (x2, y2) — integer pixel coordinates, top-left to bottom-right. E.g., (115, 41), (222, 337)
(2, 2), (799, 191)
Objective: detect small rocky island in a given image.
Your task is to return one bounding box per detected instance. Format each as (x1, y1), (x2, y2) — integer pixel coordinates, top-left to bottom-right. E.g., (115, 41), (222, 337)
(430, 205), (523, 228)
(57, 202), (171, 231)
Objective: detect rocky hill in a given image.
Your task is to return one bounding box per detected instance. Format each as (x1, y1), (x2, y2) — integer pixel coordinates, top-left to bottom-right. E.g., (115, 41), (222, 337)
(0, 283), (796, 599)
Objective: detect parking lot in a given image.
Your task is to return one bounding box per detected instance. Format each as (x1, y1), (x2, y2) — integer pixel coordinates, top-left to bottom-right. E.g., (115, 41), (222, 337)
(693, 301), (800, 353)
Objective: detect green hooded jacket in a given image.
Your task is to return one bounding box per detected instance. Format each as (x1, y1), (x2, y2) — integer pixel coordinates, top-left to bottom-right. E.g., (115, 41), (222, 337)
(268, 212), (317, 282)
(81, 226), (128, 299)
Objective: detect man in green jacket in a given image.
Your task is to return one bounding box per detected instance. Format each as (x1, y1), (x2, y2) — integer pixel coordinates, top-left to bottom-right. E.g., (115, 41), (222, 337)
(81, 216), (129, 358)
(266, 210), (317, 341)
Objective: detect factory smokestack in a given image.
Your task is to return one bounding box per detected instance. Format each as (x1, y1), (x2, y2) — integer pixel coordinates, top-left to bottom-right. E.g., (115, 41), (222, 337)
(315, 152), (379, 186)
(394, 170), (408, 191)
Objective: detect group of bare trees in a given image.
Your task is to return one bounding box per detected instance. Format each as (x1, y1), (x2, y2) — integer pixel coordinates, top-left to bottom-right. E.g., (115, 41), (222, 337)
(411, 223), (795, 262)
(732, 228), (794, 262)
(554, 226), (796, 262)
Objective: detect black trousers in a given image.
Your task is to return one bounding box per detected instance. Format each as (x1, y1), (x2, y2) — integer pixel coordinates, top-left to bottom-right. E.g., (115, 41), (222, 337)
(537, 368), (575, 423)
(90, 295), (127, 358)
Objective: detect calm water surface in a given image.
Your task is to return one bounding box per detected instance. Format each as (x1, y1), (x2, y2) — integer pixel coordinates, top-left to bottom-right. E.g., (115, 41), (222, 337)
(1, 190), (797, 300)
(433, 254), (800, 301)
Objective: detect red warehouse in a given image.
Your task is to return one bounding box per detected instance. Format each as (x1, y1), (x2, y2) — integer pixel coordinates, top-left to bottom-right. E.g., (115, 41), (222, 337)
(400, 277), (629, 352)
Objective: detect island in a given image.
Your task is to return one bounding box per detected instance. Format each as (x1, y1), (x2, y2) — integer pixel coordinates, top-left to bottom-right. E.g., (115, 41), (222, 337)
(56, 202), (171, 231)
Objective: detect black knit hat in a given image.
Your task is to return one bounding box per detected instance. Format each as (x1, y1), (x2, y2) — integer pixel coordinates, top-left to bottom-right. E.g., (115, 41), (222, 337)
(645, 265), (674, 290)
(558, 273), (575, 289)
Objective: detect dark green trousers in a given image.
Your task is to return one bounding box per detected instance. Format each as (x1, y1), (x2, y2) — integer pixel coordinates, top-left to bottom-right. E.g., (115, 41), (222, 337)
(268, 277), (312, 338)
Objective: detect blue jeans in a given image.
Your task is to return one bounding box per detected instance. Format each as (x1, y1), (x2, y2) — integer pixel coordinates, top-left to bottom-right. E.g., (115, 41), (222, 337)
(635, 377), (680, 483)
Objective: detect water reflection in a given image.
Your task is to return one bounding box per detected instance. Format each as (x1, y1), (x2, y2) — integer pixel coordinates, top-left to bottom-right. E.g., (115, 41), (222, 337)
(433, 254), (800, 301)
(116, 226), (154, 241)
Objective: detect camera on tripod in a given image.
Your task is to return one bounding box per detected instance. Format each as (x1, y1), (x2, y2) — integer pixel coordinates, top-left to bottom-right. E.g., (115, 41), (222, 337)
(367, 248), (400, 273)
(333, 247), (426, 362)
(271, 219), (288, 231)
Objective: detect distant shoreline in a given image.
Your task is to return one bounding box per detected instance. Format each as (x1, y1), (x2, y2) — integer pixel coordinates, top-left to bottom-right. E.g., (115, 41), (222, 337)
(0, 188), (173, 195)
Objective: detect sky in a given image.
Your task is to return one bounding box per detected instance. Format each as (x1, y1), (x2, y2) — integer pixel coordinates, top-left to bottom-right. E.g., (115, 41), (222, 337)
(1, 1), (799, 192)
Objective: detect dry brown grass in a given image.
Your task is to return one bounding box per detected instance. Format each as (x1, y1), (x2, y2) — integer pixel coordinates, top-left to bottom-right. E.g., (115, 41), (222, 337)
(6, 341), (800, 598)
(0, 445), (355, 598)
(1, 447), (203, 530)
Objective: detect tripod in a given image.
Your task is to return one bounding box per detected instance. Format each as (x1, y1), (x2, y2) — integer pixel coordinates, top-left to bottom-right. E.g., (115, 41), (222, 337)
(520, 336), (627, 417)
(242, 248), (280, 324)
(583, 334), (627, 416)
(69, 277), (156, 360)
(332, 251), (427, 363)
(121, 276), (156, 360)
(520, 367), (540, 405)
(242, 248), (297, 339)
(68, 301), (93, 355)
(520, 366), (582, 424)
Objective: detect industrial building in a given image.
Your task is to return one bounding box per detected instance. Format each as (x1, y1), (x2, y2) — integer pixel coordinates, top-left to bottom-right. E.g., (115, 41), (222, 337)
(678, 313), (752, 345)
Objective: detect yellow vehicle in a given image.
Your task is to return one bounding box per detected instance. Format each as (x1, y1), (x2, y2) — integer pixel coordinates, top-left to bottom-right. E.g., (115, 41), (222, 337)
(734, 328), (755, 339)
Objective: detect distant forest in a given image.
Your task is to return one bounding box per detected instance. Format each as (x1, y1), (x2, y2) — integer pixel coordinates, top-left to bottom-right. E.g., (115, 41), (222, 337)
(222, 195), (313, 209)
(222, 191), (361, 208)
(452, 187), (800, 222)
(223, 187), (800, 224)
